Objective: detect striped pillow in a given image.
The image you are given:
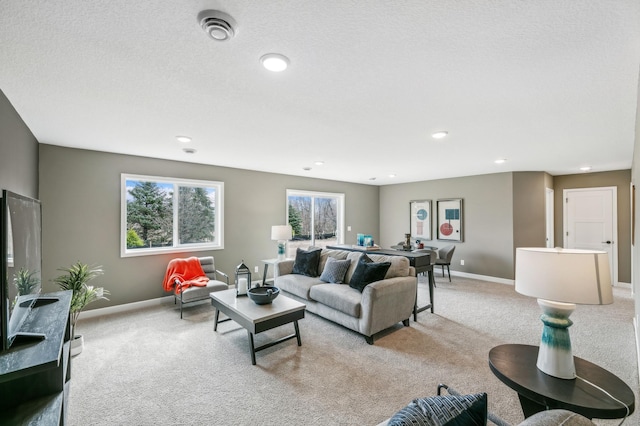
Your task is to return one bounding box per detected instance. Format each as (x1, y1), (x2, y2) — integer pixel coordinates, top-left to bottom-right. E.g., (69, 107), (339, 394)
(388, 393), (487, 426)
(319, 257), (351, 284)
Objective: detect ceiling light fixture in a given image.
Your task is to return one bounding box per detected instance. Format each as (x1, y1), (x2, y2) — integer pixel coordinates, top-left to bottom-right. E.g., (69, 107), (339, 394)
(197, 10), (237, 41)
(495, 158), (507, 164)
(432, 131), (448, 139)
(580, 166), (592, 172)
(260, 53), (289, 72)
(183, 148), (197, 154)
(369, 177), (377, 181)
(302, 167), (312, 171)
(176, 136), (192, 143)
(314, 161), (324, 166)
(389, 174), (396, 178)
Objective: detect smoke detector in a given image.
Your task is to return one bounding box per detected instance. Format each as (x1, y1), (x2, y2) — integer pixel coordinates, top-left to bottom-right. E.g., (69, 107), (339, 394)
(197, 10), (237, 41)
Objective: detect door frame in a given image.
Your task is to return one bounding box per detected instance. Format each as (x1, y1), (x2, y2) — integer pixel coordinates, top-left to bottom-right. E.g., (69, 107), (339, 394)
(563, 186), (618, 285)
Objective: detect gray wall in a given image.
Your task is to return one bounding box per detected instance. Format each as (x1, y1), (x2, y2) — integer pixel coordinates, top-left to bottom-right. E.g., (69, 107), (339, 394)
(38, 144), (379, 308)
(379, 173), (515, 279)
(632, 67), (639, 351)
(0, 90), (38, 198)
(512, 172), (548, 250)
(553, 170), (632, 283)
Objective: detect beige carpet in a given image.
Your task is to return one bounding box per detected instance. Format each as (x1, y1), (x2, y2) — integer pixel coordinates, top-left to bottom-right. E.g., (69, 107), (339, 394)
(68, 276), (638, 425)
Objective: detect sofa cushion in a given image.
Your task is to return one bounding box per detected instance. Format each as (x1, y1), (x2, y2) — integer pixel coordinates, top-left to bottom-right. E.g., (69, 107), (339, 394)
(319, 257), (351, 284)
(387, 393), (487, 426)
(349, 254), (391, 292)
(367, 254), (410, 278)
(318, 249), (350, 273)
(275, 273), (322, 300)
(293, 247), (322, 277)
(309, 283), (362, 317)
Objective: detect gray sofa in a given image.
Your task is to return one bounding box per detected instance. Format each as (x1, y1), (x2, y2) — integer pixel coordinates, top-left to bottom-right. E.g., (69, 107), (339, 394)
(273, 248), (417, 344)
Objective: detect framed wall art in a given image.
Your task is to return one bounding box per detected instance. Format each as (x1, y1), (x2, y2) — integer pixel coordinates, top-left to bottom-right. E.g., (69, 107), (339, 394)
(437, 199), (463, 241)
(410, 200), (431, 240)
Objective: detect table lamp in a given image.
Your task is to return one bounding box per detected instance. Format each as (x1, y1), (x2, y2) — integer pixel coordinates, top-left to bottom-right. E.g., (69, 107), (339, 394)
(271, 225), (292, 260)
(514, 247), (613, 380)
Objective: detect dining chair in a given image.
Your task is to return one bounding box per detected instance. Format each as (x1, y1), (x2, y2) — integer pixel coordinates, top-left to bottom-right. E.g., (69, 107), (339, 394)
(435, 245), (456, 282)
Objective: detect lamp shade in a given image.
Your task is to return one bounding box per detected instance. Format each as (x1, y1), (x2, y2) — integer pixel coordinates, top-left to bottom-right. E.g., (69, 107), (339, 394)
(515, 247), (613, 305)
(271, 225), (292, 241)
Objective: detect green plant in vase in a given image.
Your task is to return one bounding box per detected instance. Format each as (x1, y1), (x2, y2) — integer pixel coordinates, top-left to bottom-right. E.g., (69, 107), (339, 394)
(53, 262), (109, 355)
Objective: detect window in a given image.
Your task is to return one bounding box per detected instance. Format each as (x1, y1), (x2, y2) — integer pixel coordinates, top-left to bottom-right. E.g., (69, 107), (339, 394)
(286, 190), (344, 257)
(121, 174), (223, 257)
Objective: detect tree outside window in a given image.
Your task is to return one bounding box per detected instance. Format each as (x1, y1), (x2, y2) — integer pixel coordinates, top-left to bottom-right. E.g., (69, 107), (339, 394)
(121, 174), (223, 256)
(286, 190), (344, 256)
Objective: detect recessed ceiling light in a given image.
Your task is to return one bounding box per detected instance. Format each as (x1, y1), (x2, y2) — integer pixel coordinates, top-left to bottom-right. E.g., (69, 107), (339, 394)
(183, 148), (197, 154)
(495, 158), (507, 164)
(432, 131), (448, 139)
(260, 53), (289, 72)
(389, 174), (396, 178)
(369, 177), (377, 181)
(580, 166), (592, 172)
(314, 161), (324, 166)
(302, 167), (312, 171)
(176, 136), (192, 143)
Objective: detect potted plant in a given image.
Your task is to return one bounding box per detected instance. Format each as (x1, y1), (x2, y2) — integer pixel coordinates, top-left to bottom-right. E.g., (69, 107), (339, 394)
(53, 262), (109, 356)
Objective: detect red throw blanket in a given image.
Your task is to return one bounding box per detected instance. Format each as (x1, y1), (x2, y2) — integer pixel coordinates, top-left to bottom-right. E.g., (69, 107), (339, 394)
(162, 257), (210, 294)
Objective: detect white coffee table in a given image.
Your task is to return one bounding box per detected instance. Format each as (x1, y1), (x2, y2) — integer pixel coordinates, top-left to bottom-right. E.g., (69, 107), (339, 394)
(210, 289), (306, 365)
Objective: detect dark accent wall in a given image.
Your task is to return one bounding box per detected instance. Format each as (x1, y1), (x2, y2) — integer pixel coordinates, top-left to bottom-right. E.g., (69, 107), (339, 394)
(0, 90), (38, 198)
(553, 170), (632, 283)
(38, 145), (379, 308)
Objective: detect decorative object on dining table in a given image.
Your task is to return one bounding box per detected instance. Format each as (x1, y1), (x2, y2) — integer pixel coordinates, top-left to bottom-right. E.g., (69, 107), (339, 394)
(437, 199), (463, 241)
(271, 225), (293, 260)
(410, 199), (431, 240)
(356, 233), (374, 247)
(515, 247), (613, 379)
(235, 260), (251, 296)
(247, 286), (280, 305)
(403, 233), (412, 250)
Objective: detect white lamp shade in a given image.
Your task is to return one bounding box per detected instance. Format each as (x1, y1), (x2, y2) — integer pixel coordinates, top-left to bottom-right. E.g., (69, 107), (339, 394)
(515, 247), (613, 305)
(271, 225), (292, 241)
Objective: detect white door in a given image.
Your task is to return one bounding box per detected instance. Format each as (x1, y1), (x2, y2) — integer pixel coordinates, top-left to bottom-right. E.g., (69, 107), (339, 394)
(545, 188), (554, 248)
(563, 187), (617, 285)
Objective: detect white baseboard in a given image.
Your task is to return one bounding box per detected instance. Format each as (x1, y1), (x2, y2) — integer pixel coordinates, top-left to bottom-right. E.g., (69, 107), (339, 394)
(78, 295), (175, 321)
(449, 270), (514, 286)
(616, 281), (632, 289)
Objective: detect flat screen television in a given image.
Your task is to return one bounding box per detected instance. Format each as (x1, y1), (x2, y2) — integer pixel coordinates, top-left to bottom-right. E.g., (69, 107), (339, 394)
(0, 189), (44, 352)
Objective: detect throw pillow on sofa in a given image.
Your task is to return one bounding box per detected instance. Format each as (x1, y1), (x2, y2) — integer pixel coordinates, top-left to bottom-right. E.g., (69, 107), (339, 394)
(388, 393), (487, 426)
(292, 247), (322, 277)
(319, 257), (351, 283)
(349, 254), (391, 292)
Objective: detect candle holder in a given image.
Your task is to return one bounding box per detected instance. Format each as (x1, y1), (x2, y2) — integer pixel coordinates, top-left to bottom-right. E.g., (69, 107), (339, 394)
(235, 260), (251, 297)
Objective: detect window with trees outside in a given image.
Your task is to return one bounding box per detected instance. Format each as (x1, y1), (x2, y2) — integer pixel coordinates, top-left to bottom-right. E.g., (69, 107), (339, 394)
(286, 190), (344, 257)
(121, 174), (223, 257)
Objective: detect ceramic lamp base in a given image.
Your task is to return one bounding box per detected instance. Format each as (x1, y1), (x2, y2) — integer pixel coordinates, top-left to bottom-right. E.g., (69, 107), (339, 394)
(536, 299), (576, 380)
(277, 240), (286, 260)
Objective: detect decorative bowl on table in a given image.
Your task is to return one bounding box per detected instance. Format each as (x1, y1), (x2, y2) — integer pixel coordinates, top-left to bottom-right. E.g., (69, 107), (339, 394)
(247, 286), (280, 305)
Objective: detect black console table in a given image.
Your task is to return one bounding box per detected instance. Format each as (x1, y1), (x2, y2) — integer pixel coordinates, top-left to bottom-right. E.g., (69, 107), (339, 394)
(327, 245), (434, 319)
(0, 290), (72, 425)
(489, 344), (635, 420)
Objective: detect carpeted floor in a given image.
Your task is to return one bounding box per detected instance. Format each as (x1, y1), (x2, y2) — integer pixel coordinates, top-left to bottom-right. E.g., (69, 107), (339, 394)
(68, 276), (638, 425)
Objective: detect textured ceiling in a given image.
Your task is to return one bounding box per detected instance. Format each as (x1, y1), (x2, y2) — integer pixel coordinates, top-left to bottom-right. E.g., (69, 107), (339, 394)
(1, 1), (639, 185)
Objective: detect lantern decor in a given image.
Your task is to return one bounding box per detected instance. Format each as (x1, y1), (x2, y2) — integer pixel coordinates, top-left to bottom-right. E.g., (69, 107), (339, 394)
(235, 260), (252, 297)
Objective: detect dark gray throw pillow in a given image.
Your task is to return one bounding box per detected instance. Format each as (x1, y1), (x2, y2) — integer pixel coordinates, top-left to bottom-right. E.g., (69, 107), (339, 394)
(388, 393), (487, 426)
(292, 248), (322, 277)
(348, 254), (391, 292)
(319, 257), (351, 284)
